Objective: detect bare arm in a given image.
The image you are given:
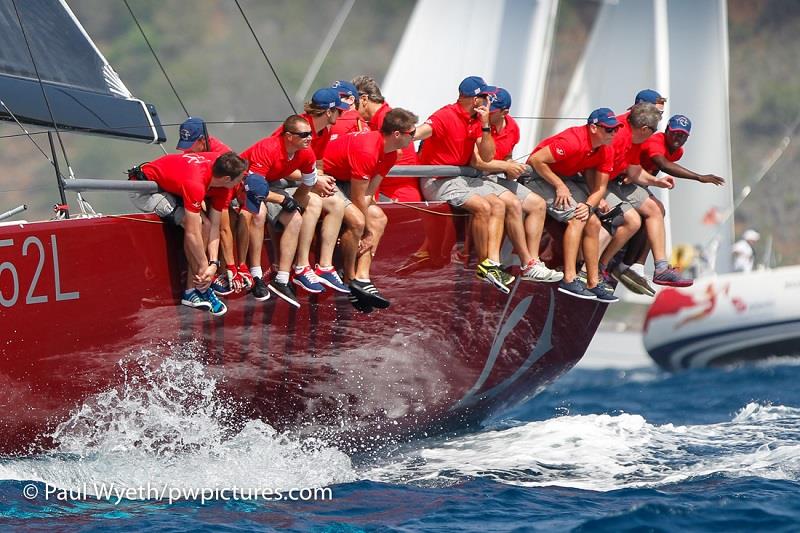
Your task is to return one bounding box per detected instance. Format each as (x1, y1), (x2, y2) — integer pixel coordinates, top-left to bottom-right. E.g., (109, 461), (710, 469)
(652, 154), (725, 185)
(206, 207), (222, 264)
(469, 149), (527, 179)
(625, 164), (675, 189)
(413, 123), (433, 142)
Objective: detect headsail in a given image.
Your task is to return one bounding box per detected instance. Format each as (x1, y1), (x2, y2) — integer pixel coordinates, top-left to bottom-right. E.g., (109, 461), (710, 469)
(0, 0), (165, 143)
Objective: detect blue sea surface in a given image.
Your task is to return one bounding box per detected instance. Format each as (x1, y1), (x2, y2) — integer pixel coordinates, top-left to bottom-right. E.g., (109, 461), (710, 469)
(2, 341), (799, 532)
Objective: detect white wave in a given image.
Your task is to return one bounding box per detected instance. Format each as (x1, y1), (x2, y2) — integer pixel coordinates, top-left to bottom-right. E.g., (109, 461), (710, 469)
(364, 402), (800, 491)
(0, 344), (355, 494)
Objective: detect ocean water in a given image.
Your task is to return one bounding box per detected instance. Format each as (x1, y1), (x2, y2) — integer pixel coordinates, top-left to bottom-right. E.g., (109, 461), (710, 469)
(2, 338), (799, 532)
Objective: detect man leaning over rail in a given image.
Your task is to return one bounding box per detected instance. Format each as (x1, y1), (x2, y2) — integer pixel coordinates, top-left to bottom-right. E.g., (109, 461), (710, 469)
(128, 151), (249, 316)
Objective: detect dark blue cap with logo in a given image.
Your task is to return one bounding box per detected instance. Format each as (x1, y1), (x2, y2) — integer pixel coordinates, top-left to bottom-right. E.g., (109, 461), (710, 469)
(331, 80), (358, 98)
(177, 116), (206, 149)
(458, 76), (497, 97)
(311, 87), (350, 111)
(634, 89), (666, 105)
(490, 88), (512, 111)
(587, 108), (622, 128)
(243, 173), (269, 214)
(667, 114), (692, 134)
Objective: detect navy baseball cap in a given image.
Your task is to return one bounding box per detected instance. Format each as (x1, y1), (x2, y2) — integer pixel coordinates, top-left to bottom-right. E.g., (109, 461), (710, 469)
(311, 87), (350, 111)
(587, 108), (622, 128)
(634, 89), (667, 105)
(177, 116), (206, 149)
(242, 173), (269, 214)
(490, 88), (512, 111)
(331, 80), (358, 99)
(667, 114), (692, 134)
(458, 76), (497, 97)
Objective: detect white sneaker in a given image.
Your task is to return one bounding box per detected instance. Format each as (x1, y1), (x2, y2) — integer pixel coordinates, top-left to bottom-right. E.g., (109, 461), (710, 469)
(521, 260), (564, 283)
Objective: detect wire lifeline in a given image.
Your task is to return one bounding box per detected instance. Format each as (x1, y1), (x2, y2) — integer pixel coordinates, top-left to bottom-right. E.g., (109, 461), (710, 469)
(123, 0), (190, 117)
(234, 0), (297, 115)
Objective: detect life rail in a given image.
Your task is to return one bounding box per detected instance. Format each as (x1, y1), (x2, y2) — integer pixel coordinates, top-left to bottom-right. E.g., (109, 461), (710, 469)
(61, 165), (534, 193)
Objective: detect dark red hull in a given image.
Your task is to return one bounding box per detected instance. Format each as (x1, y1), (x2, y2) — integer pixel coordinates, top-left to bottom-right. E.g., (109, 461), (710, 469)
(0, 203), (605, 455)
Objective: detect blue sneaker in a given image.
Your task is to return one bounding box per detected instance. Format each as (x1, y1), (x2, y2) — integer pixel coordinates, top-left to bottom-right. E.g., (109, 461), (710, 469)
(198, 289), (227, 317)
(181, 289), (212, 310)
(292, 266), (325, 294)
(210, 273), (234, 296)
(587, 280), (619, 303)
(557, 278), (597, 300)
(315, 265), (350, 293)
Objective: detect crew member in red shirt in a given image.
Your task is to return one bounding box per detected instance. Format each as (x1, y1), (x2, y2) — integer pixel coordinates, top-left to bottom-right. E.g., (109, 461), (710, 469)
(324, 108), (418, 312)
(353, 75), (423, 202)
(129, 151), (248, 316)
(601, 102), (692, 288)
(470, 88), (562, 283)
(329, 80), (368, 139)
(526, 108), (620, 301)
(240, 115), (334, 307)
(415, 75), (519, 294)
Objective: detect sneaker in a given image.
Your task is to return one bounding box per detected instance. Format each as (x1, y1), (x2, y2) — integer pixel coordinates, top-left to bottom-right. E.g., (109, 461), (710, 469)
(210, 274), (234, 296)
(293, 266), (325, 294)
(269, 279), (301, 308)
(612, 265), (654, 296)
(251, 276), (271, 302)
(348, 292), (373, 313)
(349, 280), (390, 309)
(181, 289), (212, 310)
(476, 260), (511, 295)
(653, 266), (693, 288)
(521, 260), (564, 283)
(557, 278), (598, 300)
(315, 265), (350, 293)
(600, 268), (614, 285)
(199, 289), (228, 317)
(587, 281), (619, 303)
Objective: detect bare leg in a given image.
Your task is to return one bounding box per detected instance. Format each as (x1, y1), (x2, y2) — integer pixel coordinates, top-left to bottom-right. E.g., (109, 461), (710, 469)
(599, 208), (641, 266)
(522, 192), (546, 261)
(318, 195), (345, 267)
(639, 197), (667, 262)
(294, 193), (322, 267)
(460, 195), (492, 261)
(355, 205), (388, 280)
(341, 203), (365, 281)
(500, 191), (531, 265)
(582, 215), (601, 288)
(562, 218), (587, 283)
(247, 204), (268, 270)
(277, 210), (303, 272)
(485, 194), (506, 263)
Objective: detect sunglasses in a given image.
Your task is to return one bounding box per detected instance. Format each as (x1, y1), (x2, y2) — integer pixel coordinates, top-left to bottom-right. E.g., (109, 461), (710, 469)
(603, 126), (620, 134)
(402, 128), (416, 137)
(287, 130), (312, 138)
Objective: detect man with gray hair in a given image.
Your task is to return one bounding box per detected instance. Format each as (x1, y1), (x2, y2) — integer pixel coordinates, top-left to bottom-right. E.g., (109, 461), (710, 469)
(599, 102), (692, 288)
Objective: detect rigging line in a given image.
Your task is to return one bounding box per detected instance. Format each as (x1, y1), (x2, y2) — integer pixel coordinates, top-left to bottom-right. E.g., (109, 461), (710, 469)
(295, 0), (356, 102)
(0, 99), (60, 168)
(123, 0), (189, 117)
(234, 0), (297, 115)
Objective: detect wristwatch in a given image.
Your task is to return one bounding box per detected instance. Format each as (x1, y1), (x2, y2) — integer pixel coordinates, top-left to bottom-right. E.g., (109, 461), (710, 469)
(481, 126), (491, 133)
(208, 259), (221, 268)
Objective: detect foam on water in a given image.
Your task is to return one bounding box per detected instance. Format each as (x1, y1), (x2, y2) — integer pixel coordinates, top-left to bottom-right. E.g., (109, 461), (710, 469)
(0, 343), (356, 494)
(364, 403), (800, 491)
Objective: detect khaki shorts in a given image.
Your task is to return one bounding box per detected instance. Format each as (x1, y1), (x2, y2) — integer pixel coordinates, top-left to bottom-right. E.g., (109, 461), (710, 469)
(523, 176), (590, 222)
(606, 179), (653, 213)
(129, 191), (185, 226)
(484, 174), (532, 203)
(267, 182), (351, 229)
(420, 175), (511, 207)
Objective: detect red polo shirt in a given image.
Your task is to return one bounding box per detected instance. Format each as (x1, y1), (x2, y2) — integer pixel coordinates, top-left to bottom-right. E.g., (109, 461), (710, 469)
(330, 108), (368, 139)
(418, 103), (483, 167)
(141, 152), (217, 213)
(271, 112), (332, 160)
(240, 135), (316, 182)
(369, 102), (422, 202)
(532, 125), (614, 177)
(193, 136), (236, 209)
(639, 132), (684, 175)
(608, 111), (646, 177)
(323, 130), (397, 182)
(492, 115), (520, 161)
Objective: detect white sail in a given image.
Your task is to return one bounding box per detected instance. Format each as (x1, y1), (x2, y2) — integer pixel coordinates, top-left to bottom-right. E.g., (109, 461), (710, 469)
(383, 0), (559, 161)
(556, 0), (735, 273)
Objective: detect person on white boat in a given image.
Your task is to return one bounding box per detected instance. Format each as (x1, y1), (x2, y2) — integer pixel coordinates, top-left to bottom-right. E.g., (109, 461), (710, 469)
(268, 88), (351, 297)
(128, 151), (249, 316)
(732, 229), (760, 272)
(599, 103), (693, 289)
(323, 108), (419, 312)
(468, 88), (562, 283)
(415, 75), (518, 294)
(175, 116), (253, 297)
(525, 108), (621, 302)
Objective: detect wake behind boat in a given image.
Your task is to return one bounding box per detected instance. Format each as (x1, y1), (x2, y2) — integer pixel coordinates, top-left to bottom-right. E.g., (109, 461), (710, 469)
(0, 1), (606, 456)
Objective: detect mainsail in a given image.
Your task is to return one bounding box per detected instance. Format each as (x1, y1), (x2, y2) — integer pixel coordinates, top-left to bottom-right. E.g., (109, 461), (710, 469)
(383, 0), (559, 160)
(555, 0), (735, 273)
(0, 0), (165, 143)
